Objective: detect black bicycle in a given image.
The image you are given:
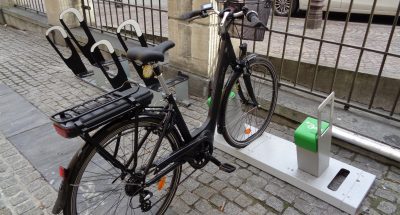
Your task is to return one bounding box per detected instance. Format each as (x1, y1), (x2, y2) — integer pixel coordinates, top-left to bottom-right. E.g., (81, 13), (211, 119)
(51, 2), (277, 214)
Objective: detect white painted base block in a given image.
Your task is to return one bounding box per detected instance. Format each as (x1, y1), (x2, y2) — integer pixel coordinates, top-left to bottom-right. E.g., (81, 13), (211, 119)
(214, 133), (375, 215)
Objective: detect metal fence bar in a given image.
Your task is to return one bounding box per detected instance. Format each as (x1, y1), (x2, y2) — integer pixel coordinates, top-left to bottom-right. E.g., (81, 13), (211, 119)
(392, 90), (400, 116)
(345, 0), (378, 106)
(368, 1), (400, 109)
(311, 0), (332, 91)
(83, 0), (167, 45)
(329, 0), (354, 92)
(278, 0), (294, 82)
(14, 0), (46, 14)
(267, 29), (400, 59)
(266, 0), (275, 57)
(158, 0), (163, 42)
(294, 0), (312, 87)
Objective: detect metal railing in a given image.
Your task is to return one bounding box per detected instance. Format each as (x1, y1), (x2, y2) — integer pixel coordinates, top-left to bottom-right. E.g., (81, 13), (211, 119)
(241, 0), (400, 122)
(81, 0), (168, 45)
(14, 0), (46, 14)
(81, 0), (400, 122)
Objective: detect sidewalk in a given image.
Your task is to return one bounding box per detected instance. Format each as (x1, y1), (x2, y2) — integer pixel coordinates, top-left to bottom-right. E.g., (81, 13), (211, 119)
(0, 26), (400, 215)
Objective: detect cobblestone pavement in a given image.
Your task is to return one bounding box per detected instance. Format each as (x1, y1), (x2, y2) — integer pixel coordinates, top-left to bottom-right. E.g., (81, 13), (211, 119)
(1, 26), (400, 215)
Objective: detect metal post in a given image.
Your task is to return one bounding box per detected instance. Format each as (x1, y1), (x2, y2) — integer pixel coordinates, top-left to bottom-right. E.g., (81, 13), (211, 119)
(306, 0), (324, 29)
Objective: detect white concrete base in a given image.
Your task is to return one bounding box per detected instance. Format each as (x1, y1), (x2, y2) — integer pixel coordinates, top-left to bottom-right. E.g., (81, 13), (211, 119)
(214, 133), (375, 215)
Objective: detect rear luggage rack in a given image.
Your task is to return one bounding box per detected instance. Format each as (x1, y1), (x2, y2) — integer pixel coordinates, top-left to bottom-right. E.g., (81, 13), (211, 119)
(51, 83), (153, 138)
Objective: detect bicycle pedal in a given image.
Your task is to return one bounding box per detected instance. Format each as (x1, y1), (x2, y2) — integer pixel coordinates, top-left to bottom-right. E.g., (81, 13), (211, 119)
(219, 163), (236, 173)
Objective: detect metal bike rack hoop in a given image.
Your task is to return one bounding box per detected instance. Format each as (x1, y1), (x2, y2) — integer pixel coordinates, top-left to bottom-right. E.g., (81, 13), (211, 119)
(59, 8), (105, 65)
(45, 26), (91, 78)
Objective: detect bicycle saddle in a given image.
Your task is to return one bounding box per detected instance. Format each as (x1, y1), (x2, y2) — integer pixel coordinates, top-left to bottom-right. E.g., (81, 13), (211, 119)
(127, 40), (175, 63)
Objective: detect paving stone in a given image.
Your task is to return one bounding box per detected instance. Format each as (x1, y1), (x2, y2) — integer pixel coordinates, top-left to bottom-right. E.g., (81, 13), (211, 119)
(235, 169), (253, 179)
(194, 186), (216, 199)
(248, 166), (261, 174)
(204, 164), (219, 174)
(382, 180), (400, 193)
(221, 187), (241, 201)
(240, 182), (255, 195)
(15, 200), (35, 214)
(197, 172), (214, 184)
(214, 171), (231, 181)
(194, 199), (213, 213)
(259, 171), (274, 181)
(282, 207), (301, 215)
(387, 171), (400, 183)
(390, 166), (400, 174)
(293, 198), (313, 214)
(0, 176), (16, 189)
(229, 177), (243, 188)
(171, 198), (191, 214)
(39, 193), (57, 209)
(337, 148), (355, 159)
(0, 161), (8, 173)
(375, 188), (397, 202)
(3, 186), (22, 197)
(187, 209), (202, 215)
(234, 194), (253, 208)
(223, 202), (242, 215)
(264, 183), (280, 195)
(247, 175), (268, 189)
(276, 188), (297, 204)
(210, 194), (227, 208)
(377, 201), (397, 214)
(235, 159), (248, 168)
(270, 178), (286, 188)
(182, 177), (200, 192)
(251, 189), (269, 201)
(181, 191), (199, 206)
(33, 185), (53, 200)
(209, 180), (227, 191)
(25, 207), (44, 215)
(246, 203), (269, 215)
(0, 208), (12, 215)
(265, 195), (284, 212)
(9, 192), (29, 206)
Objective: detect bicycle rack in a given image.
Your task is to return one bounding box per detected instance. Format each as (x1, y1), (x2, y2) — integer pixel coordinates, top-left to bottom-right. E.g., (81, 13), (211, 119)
(90, 40), (130, 91)
(59, 8), (105, 65)
(214, 92), (375, 215)
(116, 20), (191, 106)
(45, 26), (91, 78)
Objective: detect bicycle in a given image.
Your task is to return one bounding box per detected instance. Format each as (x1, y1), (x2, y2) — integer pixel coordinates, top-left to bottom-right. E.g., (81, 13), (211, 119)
(51, 1), (277, 214)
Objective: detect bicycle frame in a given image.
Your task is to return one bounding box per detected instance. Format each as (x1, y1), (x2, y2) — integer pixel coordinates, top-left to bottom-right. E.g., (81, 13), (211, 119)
(83, 13), (257, 189)
(137, 18), (254, 185)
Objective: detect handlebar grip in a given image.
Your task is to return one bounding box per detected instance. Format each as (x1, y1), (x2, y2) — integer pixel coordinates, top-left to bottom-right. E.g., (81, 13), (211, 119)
(246, 11), (263, 28)
(180, 9), (203, 20)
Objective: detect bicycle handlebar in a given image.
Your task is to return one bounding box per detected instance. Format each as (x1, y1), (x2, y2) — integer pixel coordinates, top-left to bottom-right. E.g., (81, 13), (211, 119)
(246, 10), (264, 28)
(181, 6), (266, 30)
(180, 9), (204, 20)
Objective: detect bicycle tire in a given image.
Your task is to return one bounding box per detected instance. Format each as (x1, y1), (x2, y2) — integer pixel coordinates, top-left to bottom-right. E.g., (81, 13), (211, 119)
(63, 116), (182, 214)
(220, 57), (278, 148)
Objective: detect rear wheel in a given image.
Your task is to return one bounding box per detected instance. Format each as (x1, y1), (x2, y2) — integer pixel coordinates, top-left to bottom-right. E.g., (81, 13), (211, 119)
(64, 117), (181, 214)
(220, 57), (278, 148)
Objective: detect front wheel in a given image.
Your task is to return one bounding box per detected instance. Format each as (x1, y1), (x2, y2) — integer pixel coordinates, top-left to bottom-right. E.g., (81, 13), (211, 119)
(63, 117), (182, 214)
(220, 57), (278, 148)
